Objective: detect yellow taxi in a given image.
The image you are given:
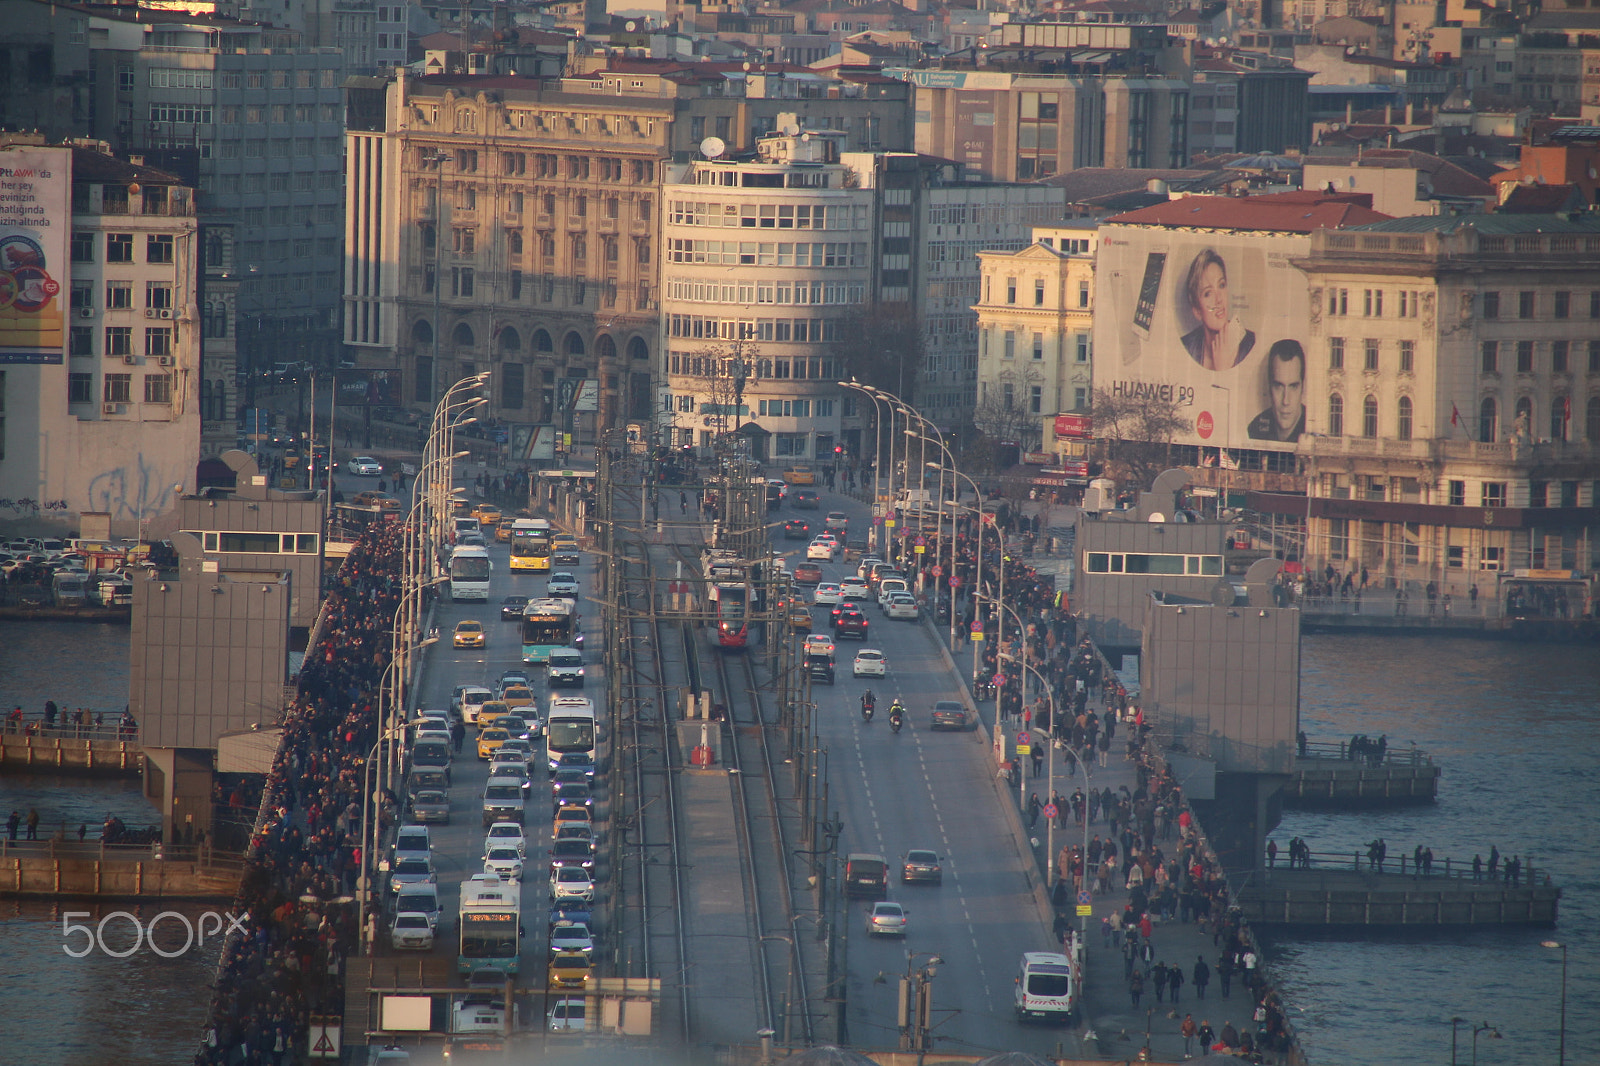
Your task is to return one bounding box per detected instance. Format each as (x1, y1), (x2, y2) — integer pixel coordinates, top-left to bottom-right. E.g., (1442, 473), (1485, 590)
(476, 727), (510, 760)
(551, 532), (578, 551)
(782, 464), (816, 486)
(472, 503), (503, 526)
(496, 517), (517, 542)
(548, 951), (592, 990)
(453, 620), (486, 648)
(789, 605), (814, 632)
(476, 700), (510, 726)
(499, 684), (535, 709)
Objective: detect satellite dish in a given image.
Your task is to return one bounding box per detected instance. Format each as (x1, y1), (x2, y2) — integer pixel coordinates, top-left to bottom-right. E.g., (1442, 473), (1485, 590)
(1147, 512), (1167, 523)
(800, 132), (811, 142)
(699, 136), (726, 159)
(625, 19), (636, 30)
(784, 122), (800, 136)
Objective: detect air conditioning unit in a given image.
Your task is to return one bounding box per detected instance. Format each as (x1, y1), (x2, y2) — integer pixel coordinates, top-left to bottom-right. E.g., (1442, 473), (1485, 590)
(145, 308), (157, 318)
(157, 308), (174, 319)
(123, 355), (138, 365)
(103, 402), (123, 415)
(159, 355), (175, 367)
(78, 307), (95, 319)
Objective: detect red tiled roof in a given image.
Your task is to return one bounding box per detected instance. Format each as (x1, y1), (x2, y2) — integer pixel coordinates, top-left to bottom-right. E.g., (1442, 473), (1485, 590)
(1106, 191), (1390, 232)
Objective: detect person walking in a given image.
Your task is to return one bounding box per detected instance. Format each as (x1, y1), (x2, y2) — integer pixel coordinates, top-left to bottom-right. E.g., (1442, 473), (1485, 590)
(1168, 962), (1184, 1003)
(1151, 960), (1168, 1002)
(1181, 1014), (1198, 1058)
(1128, 968), (1144, 1008)
(1031, 744), (1044, 779)
(1193, 954), (1210, 1000)
(1197, 1020), (1215, 1051)
(1027, 792), (1042, 830)
(1217, 951), (1233, 998)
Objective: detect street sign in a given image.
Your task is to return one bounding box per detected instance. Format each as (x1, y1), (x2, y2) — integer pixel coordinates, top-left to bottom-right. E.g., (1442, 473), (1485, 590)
(995, 673), (1006, 687)
(872, 504), (887, 518)
(969, 624), (984, 640)
(931, 565), (943, 577)
(885, 519), (896, 528)
(1077, 891), (1093, 905)
(307, 1018), (341, 1060)
(949, 576), (961, 588)
(1016, 742), (1030, 755)
(1016, 731), (1031, 743)
(915, 535), (927, 546)
(1076, 903), (1093, 917)
(1042, 803), (1058, 819)
(914, 544), (925, 554)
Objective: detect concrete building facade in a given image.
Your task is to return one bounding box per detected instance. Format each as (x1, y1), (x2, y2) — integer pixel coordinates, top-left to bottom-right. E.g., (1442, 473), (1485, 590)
(0, 141), (200, 538)
(659, 129), (869, 459)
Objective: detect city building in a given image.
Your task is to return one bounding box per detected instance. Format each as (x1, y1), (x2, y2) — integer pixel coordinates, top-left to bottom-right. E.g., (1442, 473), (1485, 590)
(659, 128), (870, 460)
(973, 222), (1099, 451)
(1295, 213), (1600, 602)
(0, 139), (200, 539)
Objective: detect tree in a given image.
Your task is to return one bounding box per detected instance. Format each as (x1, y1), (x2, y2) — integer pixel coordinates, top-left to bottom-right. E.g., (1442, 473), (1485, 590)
(682, 339), (762, 442)
(1088, 385), (1193, 489)
(831, 303), (926, 400)
(972, 366), (1046, 455)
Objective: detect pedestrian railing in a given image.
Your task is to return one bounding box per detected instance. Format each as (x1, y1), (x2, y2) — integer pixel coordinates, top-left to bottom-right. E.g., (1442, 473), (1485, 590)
(0, 719), (139, 744)
(0, 837), (245, 868)
(1254, 849), (1549, 886)
(1295, 740), (1433, 766)
(1293, 593), (1500, 620)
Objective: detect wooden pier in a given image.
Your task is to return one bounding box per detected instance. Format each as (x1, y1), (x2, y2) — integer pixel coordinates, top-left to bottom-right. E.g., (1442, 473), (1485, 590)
(0, 730), (142, 775)
(1236, 862), (1559, 928)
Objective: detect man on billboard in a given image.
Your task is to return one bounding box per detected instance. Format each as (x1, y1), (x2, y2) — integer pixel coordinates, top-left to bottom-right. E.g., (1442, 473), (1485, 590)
(1179, 248), (1255, 371)
(1247, 339), (1306, 443)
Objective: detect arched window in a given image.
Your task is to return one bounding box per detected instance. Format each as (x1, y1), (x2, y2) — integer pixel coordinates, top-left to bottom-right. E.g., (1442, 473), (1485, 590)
(627, 336), (649, 362)
(571, 235), (586, 262)
(1361, 395), (1378, 438)
(452, 322), (475, 348)
(565, 331), (585, 357)
(1478, 396), (1498, 443)
(636, 240), (651, 264)
(420, 223), (435, 255)
(499, 327), (521, 353)
(1588, 396), (1600, 442)
(1327, 393), (1344, 436)
(507, 231), (523, 256)
(1396, 395), (1412, 441)
(603, 238), (618, 263)
(533, 328), (553, 353)
(213, 380), (229, 422)
(200, 379), (213, 421)
(411, 319), (433, 346)
(595, 334), (617, 360)
(1551, 396), (1569, 440)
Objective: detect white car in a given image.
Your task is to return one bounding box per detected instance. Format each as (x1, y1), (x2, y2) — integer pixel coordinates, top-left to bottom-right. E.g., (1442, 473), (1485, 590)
(549, 920), (595, 957)
(546, 572), (580, 598)
(389, 911), (435, 951)
(806, 538), (838, 561)
(839, 579), (870, 601)
(486, 821), (527, 857)
(551, 865), (596, 902)
(877, 579), (910, 609)
(456, 686), (494, 724)
(548, 998), (588, 1032)
(823, 511), (850, 533)
(483, 844), (525, 882)
(885, 593), (919, 621)
(803, 633), (836, 657)
(345, 456), (383, 476)
(813, 582), (842, 605)
(852, 648), (887, 678)
(856, 557), (883, 581)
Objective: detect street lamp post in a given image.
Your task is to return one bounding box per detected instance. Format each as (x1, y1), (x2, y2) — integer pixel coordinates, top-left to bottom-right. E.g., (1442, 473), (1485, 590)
(1472, 1021), (1501, 1066)
(898, 951), (943, 1059)
(1542, 940), (1567, 1066)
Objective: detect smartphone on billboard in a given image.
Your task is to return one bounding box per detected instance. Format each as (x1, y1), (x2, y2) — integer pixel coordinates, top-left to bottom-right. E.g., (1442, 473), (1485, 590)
(1131, 251), (1166, 341)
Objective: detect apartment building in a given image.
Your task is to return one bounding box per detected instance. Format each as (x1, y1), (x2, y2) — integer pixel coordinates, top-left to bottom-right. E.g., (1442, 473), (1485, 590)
(0, 140), (199, 537)
(973, 222), (1099, 451)
(659, 128), (870, 460)
(1297, 214), (1600, 598)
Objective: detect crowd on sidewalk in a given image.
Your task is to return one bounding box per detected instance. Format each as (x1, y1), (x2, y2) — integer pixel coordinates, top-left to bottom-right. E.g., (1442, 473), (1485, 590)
(193, 521), (406, 1066)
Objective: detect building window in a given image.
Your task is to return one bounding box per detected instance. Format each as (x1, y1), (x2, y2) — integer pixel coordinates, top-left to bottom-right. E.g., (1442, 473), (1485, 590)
(1591, 340), (1600, 373)
(1518, 291), (1534, 319)
(1481, 481), (1506, 507)
(1363, 339), (1379, 371)
(1481, 291), (1499, 319)
(1588, 396), (1600, 442)
(1029, 385), (1043, 414)
(146, 235), (174, 264)
(1551, 396), (1569, 441)
(501, 362), (524, 410)
(1078, 281), (1090, 308)
(1031, 333), (1043, 361)
(1005, 278), (1016, 304)
(1328, 393), (1343, 436)
(106, 233), (134, 263)
(1481, 341), (1497, 373)
(103, 373), (132, 403)
(1516, 340), (1533, 373)
(1552, 340), (1569, 373)
(1399, 340), (1414, 373)
(145, 328), (172, 357)
(1075, 333), (1090, 362)
(451, 267), (474, 297)
(1002, 331), (1015, 359)
(146, 283), (172, 310)
(1361, 394), (1378, 437)
(1328, 288), (1347, 315)
(1397, 395), (1412, 440)
(68, 372), (93, 404)
(1363, 288), (1383, 316)
(70, 327), (94, 357)
(1555, 291), (1571, 318)
(1448, 479), (1466, 507)
(144, 373), (172, 403)
(1034, 278), (1045, 306)
(71, 232), (95, 262)
(1478, 396), (1498, 443)
(1329, 336), (1344, 369)
(105, 326), (132, 356)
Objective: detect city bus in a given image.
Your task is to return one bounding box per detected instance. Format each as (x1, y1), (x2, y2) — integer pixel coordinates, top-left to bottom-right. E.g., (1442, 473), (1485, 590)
(449, 545), (493, 602)
(545, 696), (598, 773)
(520, 597), (575, 665)
(458, 873), (521, 976)
(508, 518), (553, 573)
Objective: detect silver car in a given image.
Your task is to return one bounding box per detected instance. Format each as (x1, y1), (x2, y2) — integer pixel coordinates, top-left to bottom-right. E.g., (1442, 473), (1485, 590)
(866, 900), (908, 936)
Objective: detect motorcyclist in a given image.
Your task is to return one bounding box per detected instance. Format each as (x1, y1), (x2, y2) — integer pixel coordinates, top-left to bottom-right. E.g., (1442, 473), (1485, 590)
(888, 702), (904, 732)
(861, 689), (876, 721)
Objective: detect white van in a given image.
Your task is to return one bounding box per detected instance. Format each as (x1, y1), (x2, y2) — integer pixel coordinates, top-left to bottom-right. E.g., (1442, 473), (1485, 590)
(1014, 949), (1081, 1024)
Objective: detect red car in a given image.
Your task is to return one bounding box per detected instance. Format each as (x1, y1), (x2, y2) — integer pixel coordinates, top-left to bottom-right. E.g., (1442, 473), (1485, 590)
(835, 609), (870, 640)
(793, 563), (823, 584)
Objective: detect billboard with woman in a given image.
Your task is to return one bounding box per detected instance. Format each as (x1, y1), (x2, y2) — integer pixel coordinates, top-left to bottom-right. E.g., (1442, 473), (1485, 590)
(1094, 226), (1314, 452)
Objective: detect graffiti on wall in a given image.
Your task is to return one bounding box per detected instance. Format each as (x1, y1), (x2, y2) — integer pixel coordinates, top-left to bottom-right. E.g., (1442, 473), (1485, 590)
(85, 454), (184, 521)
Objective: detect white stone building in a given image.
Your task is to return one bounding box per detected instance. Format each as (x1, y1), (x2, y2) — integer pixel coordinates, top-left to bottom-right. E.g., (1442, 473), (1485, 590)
(660, 129), (871, 461)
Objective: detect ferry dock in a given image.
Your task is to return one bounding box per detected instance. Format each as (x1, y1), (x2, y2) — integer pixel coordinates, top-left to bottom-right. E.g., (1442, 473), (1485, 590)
(1284, 738), (1441, 808)
(0, 839), (242, 900)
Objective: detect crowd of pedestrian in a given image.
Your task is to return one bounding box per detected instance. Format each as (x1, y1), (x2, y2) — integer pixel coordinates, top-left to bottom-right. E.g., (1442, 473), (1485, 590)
(193, 520), (406, 1066)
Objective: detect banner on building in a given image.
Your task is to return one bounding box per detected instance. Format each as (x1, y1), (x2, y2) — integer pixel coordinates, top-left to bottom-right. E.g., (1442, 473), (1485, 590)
(0, 147), (69, 364)
(333, 368), (403, 406)
(1094, 228), (1313, 452)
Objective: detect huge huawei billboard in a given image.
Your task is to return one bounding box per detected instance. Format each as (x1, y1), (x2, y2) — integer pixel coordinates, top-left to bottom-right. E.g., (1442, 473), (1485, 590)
(1094, 226), (1315, 453)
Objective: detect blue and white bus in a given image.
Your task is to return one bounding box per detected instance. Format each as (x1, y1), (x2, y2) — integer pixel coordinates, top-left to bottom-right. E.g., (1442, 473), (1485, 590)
(449, 545), (493, 602)
(520, 597), (575, 665)
(458, 873), (521, 976)
(545, 696), (598, 773)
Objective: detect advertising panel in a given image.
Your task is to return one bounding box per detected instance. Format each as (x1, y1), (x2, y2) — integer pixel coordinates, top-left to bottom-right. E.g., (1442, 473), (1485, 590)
(1094, 227), (1313, 452)
(0, 147), (69, 364)
(1053, 413), (1093, 439)
(333, 368), (403, 406)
